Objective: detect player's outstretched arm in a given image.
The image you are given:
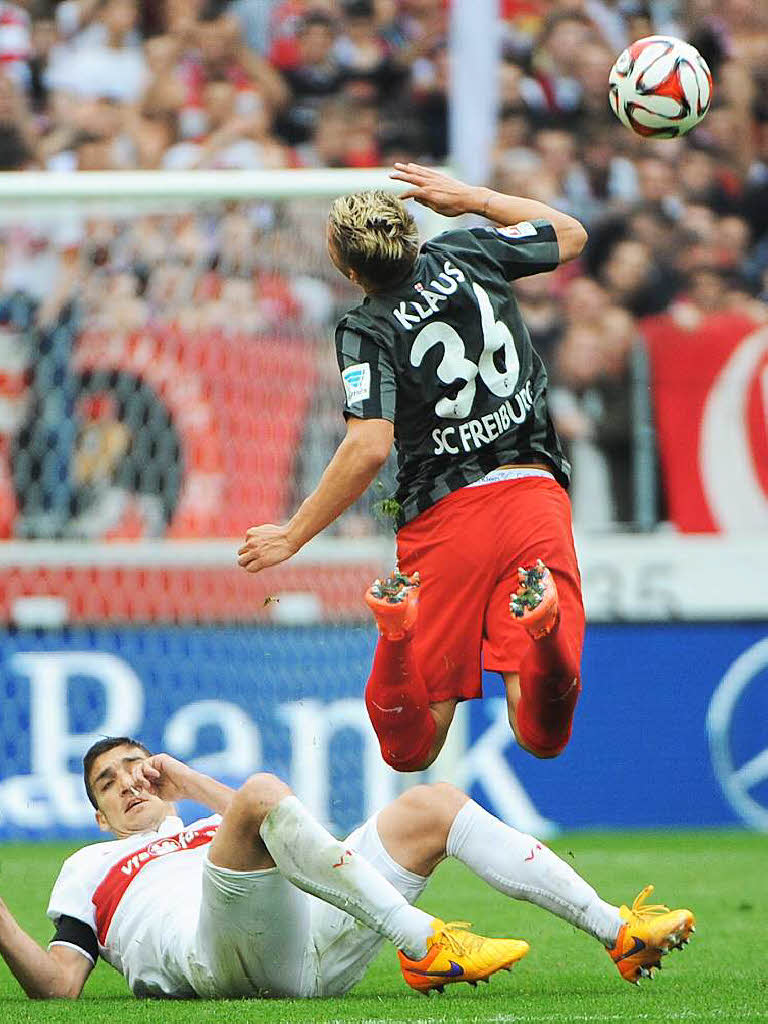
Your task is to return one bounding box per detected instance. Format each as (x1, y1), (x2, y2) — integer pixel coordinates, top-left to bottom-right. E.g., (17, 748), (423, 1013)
(390, 163), (588, 263)
(238, 416), (393, 574)
(0, 899), (92, 999)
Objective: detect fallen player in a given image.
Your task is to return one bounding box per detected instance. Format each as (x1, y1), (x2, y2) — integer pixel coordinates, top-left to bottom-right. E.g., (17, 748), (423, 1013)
(0, 737), (694, 999)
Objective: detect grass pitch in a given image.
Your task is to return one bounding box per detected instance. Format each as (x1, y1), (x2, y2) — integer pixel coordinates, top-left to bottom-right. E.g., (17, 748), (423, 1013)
(0, 831), (765, 1023)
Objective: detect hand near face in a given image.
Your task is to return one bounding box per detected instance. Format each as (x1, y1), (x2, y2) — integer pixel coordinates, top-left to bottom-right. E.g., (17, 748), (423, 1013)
(130, 754), (193, 804)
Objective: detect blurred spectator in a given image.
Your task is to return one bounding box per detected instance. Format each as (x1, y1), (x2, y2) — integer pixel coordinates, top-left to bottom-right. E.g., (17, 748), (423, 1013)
(527, 11), (591, 122)
(46, 0), (148, 102)
(274, 10), (343, 143)
(514, 272), (562, 372)
(0, 0), (32, 91)
(600, 237), (677, 316)
(550, 277), (637, 525)
(0, 69), (32, 167)
(334, 0), (403, 105)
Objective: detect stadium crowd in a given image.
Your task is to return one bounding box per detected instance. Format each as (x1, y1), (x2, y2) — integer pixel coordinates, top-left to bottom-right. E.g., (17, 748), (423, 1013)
(0, 0), (767, 536)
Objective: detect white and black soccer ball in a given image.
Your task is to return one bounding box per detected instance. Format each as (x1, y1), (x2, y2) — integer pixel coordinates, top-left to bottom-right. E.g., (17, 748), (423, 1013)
(608, 35), (713, 138)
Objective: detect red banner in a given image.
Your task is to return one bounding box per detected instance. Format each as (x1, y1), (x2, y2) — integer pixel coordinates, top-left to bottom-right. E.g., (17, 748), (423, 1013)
(643, 313), (768, 532)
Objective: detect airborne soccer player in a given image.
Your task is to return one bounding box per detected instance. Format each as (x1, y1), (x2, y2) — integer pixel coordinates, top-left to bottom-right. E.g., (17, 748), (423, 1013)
(238, 164), (588, 772)
(0, 738), (694, 999)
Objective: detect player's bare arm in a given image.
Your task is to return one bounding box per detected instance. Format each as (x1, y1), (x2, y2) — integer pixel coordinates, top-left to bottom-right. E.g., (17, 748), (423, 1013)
(0, 898), (92, 999)
(130, 753), (234, 815)
(390, 162), (588, 262)
(238, 416), (393, 574)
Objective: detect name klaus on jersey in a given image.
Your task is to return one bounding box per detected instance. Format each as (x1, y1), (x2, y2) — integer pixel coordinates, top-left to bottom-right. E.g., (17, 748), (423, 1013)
(392, 260), (466, 329)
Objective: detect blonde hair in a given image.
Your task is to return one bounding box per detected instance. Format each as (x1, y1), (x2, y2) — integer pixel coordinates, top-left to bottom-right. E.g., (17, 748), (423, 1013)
(328, 190), (420, 289)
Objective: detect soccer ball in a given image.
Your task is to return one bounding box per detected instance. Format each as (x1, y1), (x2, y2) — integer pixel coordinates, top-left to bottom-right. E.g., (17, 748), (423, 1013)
(608, 35), (713, 138)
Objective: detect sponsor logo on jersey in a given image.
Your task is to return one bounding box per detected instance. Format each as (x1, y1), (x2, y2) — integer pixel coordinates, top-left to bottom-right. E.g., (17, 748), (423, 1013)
(431, 380), (534, 456)
(342, 362), (371, 404)
(392, 260), (466, 330)
(496, 222), (537, 239)
(92, 824), (218, 944)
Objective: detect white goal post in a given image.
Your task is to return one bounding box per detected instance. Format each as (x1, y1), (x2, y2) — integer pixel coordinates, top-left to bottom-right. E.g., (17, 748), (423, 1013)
(0, 168), (417, 201)
(0, 169), (451, 239)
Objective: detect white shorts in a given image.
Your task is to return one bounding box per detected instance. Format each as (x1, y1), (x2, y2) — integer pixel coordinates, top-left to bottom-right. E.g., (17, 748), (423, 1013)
(185, 812), (428, 999)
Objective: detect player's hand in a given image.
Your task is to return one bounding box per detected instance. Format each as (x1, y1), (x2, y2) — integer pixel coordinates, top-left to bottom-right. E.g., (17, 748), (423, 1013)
(390, 163), (483, 217)
(129, 754), (193, 803)
(237, 524), (297, 574)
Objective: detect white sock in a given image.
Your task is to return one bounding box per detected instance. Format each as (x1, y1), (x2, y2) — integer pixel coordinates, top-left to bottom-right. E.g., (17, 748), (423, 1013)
(446, 801), (624, 947)
(259, 796), (434, 959)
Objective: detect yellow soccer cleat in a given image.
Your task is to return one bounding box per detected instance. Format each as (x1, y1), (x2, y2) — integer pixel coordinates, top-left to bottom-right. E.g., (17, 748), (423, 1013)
(398, 919), (529, 995)
(609, 885), (695, 985)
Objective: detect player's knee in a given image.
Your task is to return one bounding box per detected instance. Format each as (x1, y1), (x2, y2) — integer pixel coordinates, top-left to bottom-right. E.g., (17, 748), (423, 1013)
(525, 742), (566, 760)
(511, 716), (569, 760)
(379, 747), (433, 772)
(398, 783), (467, 838)
(515, 728), (569, 759)
(236, 773), (293, 826)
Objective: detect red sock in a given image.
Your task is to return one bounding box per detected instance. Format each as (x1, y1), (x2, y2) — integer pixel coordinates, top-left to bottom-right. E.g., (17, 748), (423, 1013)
(516, 618), (582, 756)
(365, 634), (436, 771)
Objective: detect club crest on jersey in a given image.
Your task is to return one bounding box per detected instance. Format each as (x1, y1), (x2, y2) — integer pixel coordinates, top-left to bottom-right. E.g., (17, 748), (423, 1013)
(496, 222), (537, 239)
(393, 260), (466, 330)
(342, 362), (371, 404)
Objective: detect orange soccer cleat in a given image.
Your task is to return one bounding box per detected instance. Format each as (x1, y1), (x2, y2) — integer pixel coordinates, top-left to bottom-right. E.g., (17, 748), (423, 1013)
(398, 919), (529, 996)
(609, 885), (695, 985)
(365, 569), (420, 640)
(510, 559), (559, 639)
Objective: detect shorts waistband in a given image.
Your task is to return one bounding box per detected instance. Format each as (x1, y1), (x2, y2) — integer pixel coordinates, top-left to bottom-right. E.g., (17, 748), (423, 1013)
(465, 467), (554, 489)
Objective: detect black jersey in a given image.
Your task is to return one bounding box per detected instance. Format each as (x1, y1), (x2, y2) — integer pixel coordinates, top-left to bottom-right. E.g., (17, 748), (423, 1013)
(335, 219), (570, 529)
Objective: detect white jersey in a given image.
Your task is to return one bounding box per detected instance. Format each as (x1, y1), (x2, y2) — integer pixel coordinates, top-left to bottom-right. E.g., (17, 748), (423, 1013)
(47, 814), (220, 998)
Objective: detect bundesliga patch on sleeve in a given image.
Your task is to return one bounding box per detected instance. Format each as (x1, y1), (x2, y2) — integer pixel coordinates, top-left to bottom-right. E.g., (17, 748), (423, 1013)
(496, 222), (537, 239)
(342, 362), (371, 404)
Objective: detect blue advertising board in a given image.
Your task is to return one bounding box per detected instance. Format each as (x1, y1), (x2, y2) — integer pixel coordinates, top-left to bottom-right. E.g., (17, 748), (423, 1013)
(0, 623), (766, 839)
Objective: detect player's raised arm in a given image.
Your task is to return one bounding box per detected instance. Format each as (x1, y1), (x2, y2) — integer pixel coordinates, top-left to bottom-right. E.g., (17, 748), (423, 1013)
(0, 898), (92, 999)
(390, 163), (588, 263)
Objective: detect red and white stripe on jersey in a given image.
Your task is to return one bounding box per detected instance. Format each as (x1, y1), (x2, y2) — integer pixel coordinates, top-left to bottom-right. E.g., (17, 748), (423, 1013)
(91, 823), (219, 944)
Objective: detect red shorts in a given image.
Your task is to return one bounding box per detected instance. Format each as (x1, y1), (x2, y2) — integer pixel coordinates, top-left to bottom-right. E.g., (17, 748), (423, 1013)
(394, 476), (585, 704)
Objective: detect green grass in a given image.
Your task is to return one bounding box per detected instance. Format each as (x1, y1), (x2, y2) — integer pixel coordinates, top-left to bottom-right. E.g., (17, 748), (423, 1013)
(0, 831), (766, 1023)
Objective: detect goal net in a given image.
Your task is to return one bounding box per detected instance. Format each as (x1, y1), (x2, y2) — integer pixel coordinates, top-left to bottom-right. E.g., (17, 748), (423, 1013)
(0, 171), (525, 842)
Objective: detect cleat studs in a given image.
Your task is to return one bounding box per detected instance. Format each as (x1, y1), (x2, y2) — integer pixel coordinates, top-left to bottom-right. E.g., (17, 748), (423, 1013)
(469, 981), (477, 988)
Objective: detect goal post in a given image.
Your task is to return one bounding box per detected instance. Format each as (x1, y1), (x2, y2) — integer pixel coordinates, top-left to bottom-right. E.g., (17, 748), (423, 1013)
(0, 167), (433, 201)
